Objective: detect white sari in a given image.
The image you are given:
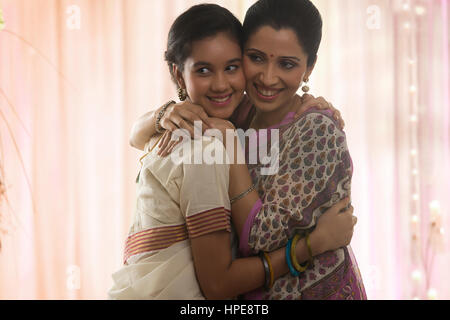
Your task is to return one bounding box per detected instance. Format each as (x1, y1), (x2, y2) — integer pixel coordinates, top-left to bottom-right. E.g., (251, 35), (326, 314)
(108, 136), (231, 300)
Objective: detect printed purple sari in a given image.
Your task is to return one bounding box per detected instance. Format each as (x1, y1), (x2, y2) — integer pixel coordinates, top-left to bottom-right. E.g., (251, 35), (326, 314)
(239, 108), (367, 300)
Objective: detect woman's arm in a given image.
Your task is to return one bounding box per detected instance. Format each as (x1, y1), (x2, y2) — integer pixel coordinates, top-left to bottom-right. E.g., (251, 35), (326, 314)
(188, 123), (355, 299)
(190, 198), (353, 300)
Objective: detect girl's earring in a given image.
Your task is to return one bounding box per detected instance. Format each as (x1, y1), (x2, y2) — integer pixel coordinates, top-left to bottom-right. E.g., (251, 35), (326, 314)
(178, 87), (187, 101)
(302, 78), (310, 93)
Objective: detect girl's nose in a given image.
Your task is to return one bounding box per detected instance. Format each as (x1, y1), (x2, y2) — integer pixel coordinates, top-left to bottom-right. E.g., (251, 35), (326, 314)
(211, 72), (230, 92)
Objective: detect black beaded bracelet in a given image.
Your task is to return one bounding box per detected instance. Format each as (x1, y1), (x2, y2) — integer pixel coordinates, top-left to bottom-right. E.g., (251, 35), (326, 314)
(155, 100), (176, 134)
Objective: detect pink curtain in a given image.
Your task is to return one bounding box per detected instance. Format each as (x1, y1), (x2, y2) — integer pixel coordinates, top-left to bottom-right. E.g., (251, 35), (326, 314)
(0, 0), (448, 299)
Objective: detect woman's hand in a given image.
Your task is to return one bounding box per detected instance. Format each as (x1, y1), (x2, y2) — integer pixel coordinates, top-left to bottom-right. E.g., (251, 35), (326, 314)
(160, 101), (212, 136)
(294, 94), (345, 130)
(311, 197), (357, 254)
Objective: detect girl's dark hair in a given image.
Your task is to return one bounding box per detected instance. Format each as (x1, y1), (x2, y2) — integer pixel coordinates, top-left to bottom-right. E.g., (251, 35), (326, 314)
(165, 4), (243, 84)
(243, 0), (322, 67)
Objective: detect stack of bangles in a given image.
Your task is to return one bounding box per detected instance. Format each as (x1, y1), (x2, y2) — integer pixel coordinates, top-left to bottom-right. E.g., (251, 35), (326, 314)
(286, 232), (314, 277)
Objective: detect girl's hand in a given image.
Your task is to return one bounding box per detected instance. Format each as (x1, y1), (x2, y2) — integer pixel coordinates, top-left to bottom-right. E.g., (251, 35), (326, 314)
(207, 118), (236, 137)
(312, 197), (357, 254)
(160, 101), (212, 136)
(294, 94), (345, 130)
(157, 118), (235, 157)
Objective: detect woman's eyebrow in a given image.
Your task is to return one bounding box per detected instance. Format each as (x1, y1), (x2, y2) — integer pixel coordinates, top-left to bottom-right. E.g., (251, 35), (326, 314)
(245, 48), (266, 56)
(245, 48), (300, 61)
(280, 56), (300, 61)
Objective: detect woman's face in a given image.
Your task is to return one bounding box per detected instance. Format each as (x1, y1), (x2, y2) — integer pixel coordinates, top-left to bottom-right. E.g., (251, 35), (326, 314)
(175, 32), (245, 119)
(243, 26), (314, 114)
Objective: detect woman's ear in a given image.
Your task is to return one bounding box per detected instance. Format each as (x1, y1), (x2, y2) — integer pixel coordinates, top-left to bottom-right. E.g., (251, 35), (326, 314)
(172, 64), (185, 90)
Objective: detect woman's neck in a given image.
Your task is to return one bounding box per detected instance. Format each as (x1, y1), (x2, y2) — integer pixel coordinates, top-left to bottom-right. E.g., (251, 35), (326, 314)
(250, 95), (301, 129)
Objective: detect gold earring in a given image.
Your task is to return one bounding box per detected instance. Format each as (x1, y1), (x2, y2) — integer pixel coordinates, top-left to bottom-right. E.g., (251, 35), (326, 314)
(178, 87), (187, 101)
(302, 78), (310, 93)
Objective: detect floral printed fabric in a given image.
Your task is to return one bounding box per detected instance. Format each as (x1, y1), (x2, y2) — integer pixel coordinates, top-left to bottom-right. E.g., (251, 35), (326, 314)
(243, 109), (366, 300)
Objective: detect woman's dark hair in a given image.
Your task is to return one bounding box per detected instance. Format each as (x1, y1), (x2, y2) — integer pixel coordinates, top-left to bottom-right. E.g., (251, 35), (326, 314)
(243, 0), (322, 67)
(165, 4), (243, 84)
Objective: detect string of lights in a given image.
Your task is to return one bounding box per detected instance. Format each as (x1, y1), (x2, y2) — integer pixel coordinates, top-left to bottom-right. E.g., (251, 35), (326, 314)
(401, 0), (445, 300)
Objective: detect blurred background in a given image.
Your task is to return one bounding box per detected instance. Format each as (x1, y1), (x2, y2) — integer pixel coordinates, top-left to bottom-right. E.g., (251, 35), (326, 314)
(0, 0), (448, 299)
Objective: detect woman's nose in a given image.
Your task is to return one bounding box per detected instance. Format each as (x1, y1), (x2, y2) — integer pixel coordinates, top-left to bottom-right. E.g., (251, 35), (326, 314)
(259, 63), (279, 87)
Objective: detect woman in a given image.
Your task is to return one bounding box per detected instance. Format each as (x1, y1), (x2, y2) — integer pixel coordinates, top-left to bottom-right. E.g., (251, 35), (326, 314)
(109, 3), (356, 300)
(130, 0), (366, 300)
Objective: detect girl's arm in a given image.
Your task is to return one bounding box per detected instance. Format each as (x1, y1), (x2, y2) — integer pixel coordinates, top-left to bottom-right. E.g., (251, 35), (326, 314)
(129, 95), (345, 152)
(129, 101), (212, 151)
(129, 109), (158, 151)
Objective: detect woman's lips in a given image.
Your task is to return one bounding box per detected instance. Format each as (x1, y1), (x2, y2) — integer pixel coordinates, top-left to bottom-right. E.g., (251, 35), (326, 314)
(254, 84), (283, 101)
(207, 93), (233, 106)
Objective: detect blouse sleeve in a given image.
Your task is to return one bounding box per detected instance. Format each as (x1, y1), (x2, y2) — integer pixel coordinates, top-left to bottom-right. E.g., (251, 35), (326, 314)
(240, 110), (353, 256)
(179, 137), (232, 239)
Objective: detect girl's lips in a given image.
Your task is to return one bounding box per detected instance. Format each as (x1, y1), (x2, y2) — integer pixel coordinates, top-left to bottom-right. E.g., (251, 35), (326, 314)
(254, 84), (283, 101)
(207, 93), (233, 106)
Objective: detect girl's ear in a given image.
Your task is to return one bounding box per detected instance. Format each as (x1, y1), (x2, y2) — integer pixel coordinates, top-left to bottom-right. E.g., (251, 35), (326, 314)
(173, 64), (186, 90)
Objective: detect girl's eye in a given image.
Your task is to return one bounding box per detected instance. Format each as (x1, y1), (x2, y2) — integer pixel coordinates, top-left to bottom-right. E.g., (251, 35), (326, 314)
(280, 60), (297, 70)
(197, 67), (210, 74)
(226, 65), (239, 72)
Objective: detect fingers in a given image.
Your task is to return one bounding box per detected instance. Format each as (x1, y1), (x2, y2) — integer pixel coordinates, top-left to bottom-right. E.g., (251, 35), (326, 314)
(195, 109), (212, 129)
(161, 136), (182, 157)
(179, 108), (211, 130)
(332, 108), (341, 121)
(294, 96), (325, 119)
(332, 197), (351, 214)
(176, 118), (195, 138)
(301, 93), (314, 102)
(160, 117), (179, 132)
(157, 131), (172, 155)
(161, 102), (211, 132)
(158, 134), (182, 157)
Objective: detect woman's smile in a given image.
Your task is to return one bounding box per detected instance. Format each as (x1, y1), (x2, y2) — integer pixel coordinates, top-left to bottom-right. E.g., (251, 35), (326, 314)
(253, 83), (283, 101)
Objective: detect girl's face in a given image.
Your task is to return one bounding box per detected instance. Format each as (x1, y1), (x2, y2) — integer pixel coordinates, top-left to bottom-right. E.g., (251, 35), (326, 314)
(243, 26), (315, 114)
(175, 32), (245, 119)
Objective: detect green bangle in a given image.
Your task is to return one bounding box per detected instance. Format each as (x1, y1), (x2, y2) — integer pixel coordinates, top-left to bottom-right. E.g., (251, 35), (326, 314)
(305, 232), (314, 264)
(291, 233), (309, 272)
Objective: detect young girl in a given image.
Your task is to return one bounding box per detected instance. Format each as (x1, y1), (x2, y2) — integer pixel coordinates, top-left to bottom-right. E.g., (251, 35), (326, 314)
(109, 3), (357, 300)
(129, 0), (366, 300)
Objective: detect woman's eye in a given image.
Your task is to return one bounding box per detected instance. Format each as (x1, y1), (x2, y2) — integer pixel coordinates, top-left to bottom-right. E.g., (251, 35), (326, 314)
(248, 54), (263, 63)
(280, 60), (296, 70)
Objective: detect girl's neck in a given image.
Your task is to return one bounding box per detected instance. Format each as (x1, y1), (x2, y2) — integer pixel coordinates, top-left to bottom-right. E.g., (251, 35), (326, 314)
(250, 95), (301, 129)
